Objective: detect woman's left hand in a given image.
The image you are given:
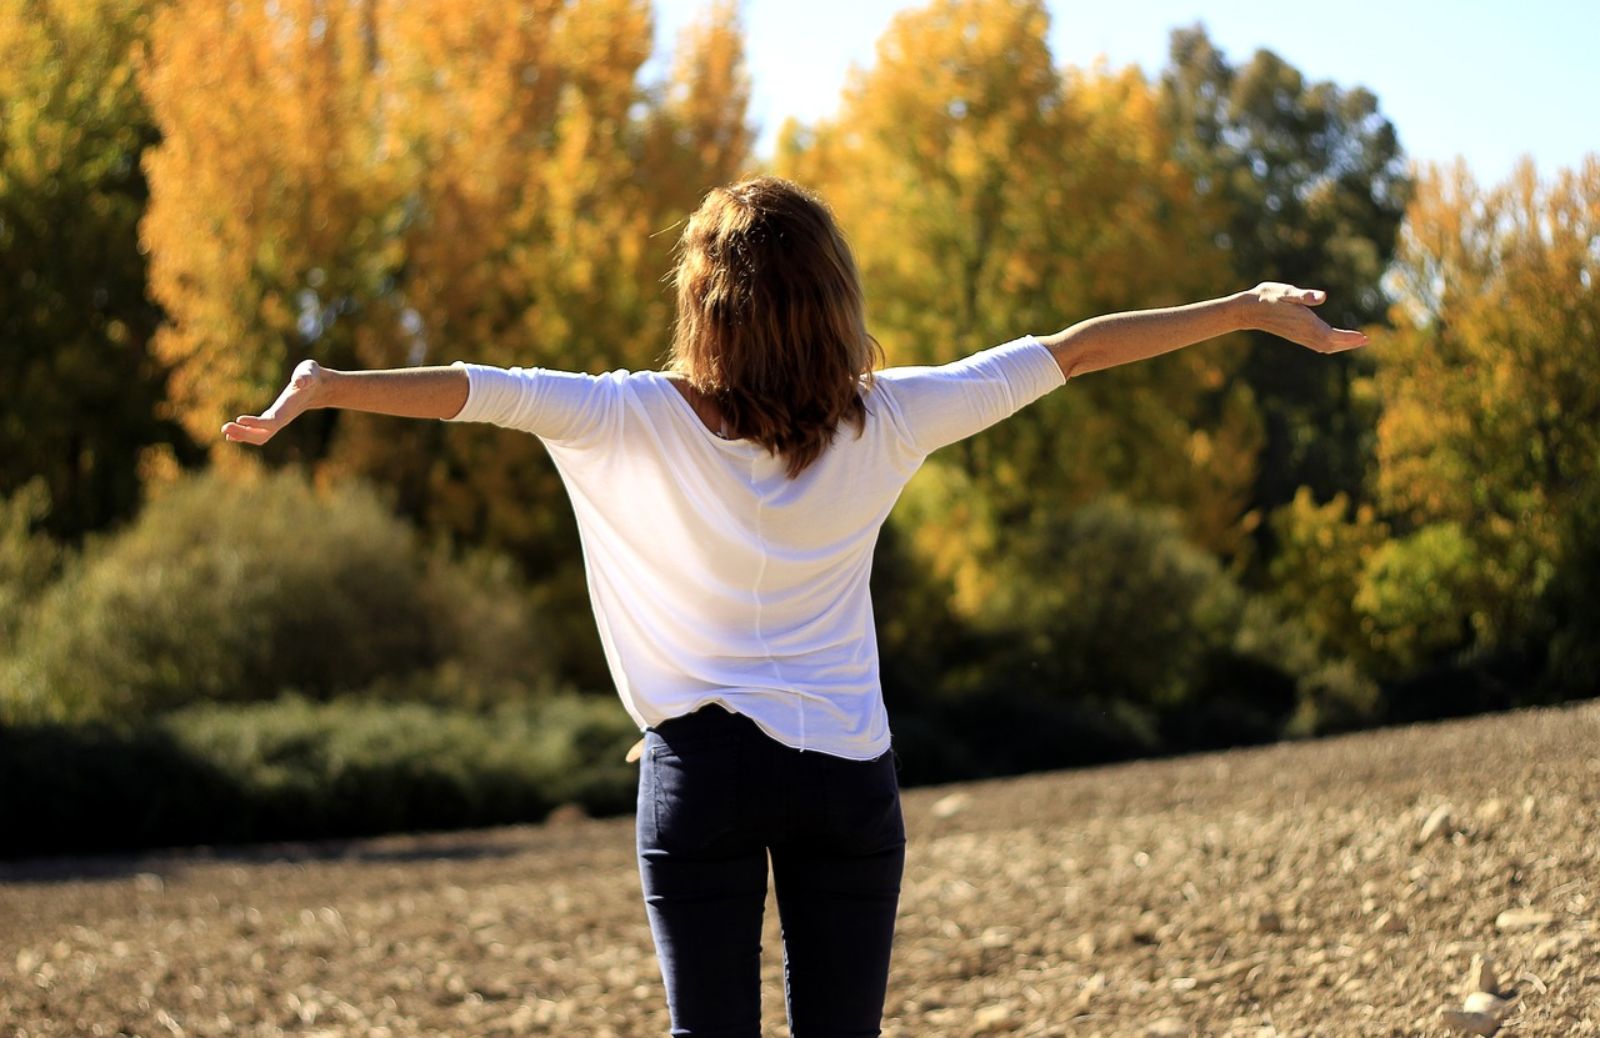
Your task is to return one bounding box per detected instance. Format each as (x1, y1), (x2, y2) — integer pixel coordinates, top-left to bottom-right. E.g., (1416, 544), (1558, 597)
(1244, 282), (1369, 353)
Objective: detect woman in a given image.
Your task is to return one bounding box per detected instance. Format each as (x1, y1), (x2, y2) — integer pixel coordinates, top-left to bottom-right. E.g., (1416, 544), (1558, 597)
(225, 176), (1366, 1036)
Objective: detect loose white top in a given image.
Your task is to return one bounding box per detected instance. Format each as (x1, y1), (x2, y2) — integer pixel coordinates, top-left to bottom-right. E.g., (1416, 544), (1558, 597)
(446, 336), (1065, 759)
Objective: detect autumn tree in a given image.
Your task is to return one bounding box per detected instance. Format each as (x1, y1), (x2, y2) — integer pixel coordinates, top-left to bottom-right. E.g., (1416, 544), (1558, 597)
(140, 0), (753, 684)
(141, 0), (399, 463)
(1159, 25), (1410, 543)
(1371, 157), (1600, 658)
(0, 0), (186, 538)
(1270, 156), (1599, 693)
(777, 0), (1263, 613)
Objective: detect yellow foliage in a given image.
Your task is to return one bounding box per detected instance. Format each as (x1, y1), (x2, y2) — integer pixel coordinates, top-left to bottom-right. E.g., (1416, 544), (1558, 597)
(1268, 487), (1390, 666)
(1372, 155), (1600, 633)
(776, 0), (1259, 583)
(139, 0), (753, 564)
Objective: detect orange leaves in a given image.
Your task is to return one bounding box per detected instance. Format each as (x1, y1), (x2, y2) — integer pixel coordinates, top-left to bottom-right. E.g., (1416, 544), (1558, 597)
(119, 1), (751, 592)
(777, 0), (1254, 560)
(141, 0), (393, 448)
(1367, 155), (1600, 643)
(138, 0), (752, 560)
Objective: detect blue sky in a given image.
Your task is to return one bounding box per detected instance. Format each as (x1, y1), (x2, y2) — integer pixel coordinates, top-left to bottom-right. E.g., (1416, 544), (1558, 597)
(649, 0), (1597, 185)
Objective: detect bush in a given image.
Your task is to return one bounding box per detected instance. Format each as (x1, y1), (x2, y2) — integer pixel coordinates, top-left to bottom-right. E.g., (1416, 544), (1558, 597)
(2, 469), (557, 723)
(905, 495), (1375, 763)
(0, 478), (61, 649)
(1265, 487), (1389, 668)
(0, 692), (641, 859)
(1354, 521), (1483, 677)
(1529, 481), (1600, 702)
(972, 496), (1247, 710)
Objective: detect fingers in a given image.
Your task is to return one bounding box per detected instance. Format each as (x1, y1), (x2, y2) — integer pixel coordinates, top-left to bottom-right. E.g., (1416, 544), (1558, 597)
(221, 416), (277, 445)
(1257, 282), (1327, 307)
(1298, 327), (1368, 354)
(1327, 327), (1369, 351)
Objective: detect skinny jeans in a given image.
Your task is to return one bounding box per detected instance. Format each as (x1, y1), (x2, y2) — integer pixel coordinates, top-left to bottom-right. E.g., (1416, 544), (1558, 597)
(636, 703), (906, 1037)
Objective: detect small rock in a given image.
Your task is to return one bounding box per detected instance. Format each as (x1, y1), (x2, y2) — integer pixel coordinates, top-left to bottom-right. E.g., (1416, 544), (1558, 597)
(1132, 911), (1162, 944)
(931, 792), (971, 819)
(1102, 922), (1134, 949)
(1438, 1007), (1500, 1035)
(1145, 1018), (1191, 1037)
(978, 926), (1013, 949)
(134, 872), (165, 893)
(973, 1003), (1014, 1032)
(1253, 910), (1282, 934)
(1463, 991), (1509, 1018)
(1495, 908), (1555, 932)
(1474, 798), (1507, 824)
(1373, 910), (1408, 934)
(1467, 952), (1499, 996)
(1076, 971), (1107, 1008)
(1532, 935), (1564, 960)
(1419, 804), (1455, 844)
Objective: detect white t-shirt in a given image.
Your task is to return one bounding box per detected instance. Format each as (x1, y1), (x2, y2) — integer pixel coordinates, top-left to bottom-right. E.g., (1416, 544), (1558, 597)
(446, 336), (1066, 759)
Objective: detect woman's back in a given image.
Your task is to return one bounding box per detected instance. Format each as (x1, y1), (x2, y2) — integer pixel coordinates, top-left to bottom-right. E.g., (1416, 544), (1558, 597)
(218, 167), (1366, 1038)
(446, 335), (1064, 758)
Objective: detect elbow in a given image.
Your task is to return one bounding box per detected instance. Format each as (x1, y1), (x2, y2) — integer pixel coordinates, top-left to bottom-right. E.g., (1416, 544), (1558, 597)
(1043, 335), (1103, 381)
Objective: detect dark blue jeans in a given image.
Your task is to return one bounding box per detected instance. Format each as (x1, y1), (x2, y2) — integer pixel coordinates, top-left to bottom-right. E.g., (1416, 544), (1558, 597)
(636, 704), (906, 1037)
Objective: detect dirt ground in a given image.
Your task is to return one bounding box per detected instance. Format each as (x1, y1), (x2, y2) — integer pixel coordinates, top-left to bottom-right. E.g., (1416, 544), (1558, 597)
(3, 700), (1596, 1037)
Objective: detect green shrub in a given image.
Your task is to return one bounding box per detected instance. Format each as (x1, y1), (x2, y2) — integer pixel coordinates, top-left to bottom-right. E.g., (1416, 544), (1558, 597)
(0, 478), (61, 649)
(1284, 658), (1384, 737)
(973, 496), (1245, 710)
(0, 718), (240, 857)
(1522, 480), (1600, 702)
(0, 692), (641, 859)
(1265, 487), (1390, 668)
(921, 495), (1377, 759)
(1354, 521), (1483, 677)
(2, 469), (556, 723)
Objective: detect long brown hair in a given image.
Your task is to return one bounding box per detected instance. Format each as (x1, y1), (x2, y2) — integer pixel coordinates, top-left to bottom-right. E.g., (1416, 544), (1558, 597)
(667, 176), (884, 478)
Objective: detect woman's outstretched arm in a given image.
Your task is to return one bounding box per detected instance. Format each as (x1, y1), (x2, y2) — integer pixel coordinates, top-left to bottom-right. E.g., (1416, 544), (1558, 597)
(221, 361), (468, 446)
(1041, 282), (1369, 381)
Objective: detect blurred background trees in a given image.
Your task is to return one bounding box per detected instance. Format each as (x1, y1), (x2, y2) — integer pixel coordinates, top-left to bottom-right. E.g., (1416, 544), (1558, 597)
(1159, 25), (1410, 565)
(1, 0), (1595, 857)
(0, 0), (189, 541)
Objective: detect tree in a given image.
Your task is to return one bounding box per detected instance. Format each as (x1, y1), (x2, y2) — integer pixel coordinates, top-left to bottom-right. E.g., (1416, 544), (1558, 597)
(0, 0), (187, 539)
(1272, 156), (1600, 690)
(1159, 25), (1410, 551)
(141, 0), (399, 464)
(777, 0), (1262, 603)
(1372, 156), (1600, 652)
(140, 0), (753, 685)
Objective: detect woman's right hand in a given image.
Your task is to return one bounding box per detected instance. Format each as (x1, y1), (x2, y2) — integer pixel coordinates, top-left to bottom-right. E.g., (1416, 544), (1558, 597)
(221, 359), (330, 446)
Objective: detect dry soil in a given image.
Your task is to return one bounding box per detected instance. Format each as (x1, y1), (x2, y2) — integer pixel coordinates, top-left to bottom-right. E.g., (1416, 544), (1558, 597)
(3, 700), (1597, 1037)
